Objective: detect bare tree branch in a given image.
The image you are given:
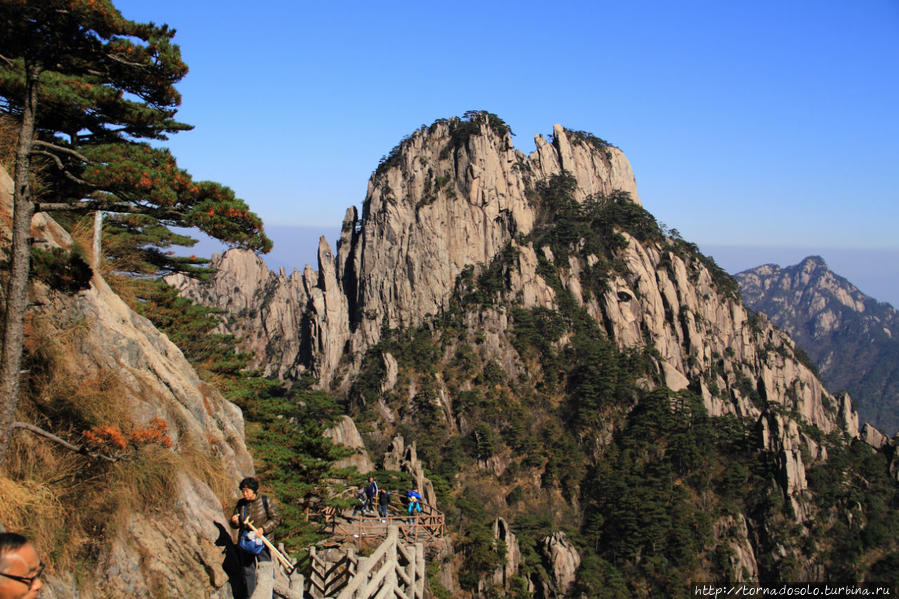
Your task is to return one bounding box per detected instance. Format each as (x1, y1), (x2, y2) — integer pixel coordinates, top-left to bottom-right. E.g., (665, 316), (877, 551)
(107, 53), (148, 69)
(37, 201), (103, 212)
(31, 150), (94, 187)
(0, 53), (13, 67)
(11, 421), (118, 462)
(36, 200), (184, 220)
(32, 139), (92, 163)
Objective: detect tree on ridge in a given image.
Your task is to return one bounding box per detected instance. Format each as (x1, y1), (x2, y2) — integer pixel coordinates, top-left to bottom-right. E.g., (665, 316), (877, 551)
(0, 0), (272, 466)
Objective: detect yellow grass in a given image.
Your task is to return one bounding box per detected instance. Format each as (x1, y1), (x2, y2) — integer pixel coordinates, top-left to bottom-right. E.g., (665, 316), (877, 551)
(3, 310), (233, 590)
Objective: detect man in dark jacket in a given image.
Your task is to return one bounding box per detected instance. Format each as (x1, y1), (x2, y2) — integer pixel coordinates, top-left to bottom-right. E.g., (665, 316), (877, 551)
(364, 475), (378, 514)
(378, 488), (390, 518)
(229, 477), (281, 599)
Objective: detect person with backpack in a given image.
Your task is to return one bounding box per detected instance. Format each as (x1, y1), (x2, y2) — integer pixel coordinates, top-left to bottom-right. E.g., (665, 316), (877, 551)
(229, 477), (281, 599)
(406, 488), (422, 524)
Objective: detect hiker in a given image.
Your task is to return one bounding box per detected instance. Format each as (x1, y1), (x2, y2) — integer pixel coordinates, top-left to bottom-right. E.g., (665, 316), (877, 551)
(0, 532), (43, 599)
(378, 488), (391, 518)
(364, 475), (379, 514)
(351, 488), (367, 517)
(229, 477), (281, 599)
(406, 488), (422, 523)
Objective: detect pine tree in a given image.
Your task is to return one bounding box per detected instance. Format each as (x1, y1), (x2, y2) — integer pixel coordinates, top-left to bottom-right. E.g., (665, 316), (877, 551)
(0, 0), (272, 465)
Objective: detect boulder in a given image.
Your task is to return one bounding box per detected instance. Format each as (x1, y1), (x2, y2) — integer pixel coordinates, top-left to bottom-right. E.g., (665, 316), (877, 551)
(323, 415), (374, 473)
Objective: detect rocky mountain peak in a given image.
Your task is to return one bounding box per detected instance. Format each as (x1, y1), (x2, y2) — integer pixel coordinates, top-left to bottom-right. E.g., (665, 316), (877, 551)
(163, 116), (899, 592)
(171, 113), (872, 438)
(172, 113), (641, 386)
(737, 257), (899, 434)
(799, 255), (826, 270)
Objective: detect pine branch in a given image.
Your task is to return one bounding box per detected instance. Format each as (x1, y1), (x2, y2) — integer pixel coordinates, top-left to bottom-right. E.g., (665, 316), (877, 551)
(11, 421), (118, 462)
(107, 53), (150, 69)
(31, 150), (94, 187)
(32, 140), (92, 163)
(36, 200), (183, 220)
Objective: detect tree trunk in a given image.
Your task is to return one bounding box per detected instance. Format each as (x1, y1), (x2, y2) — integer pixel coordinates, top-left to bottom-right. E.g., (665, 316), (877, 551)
(0, 62), (40, 468)
(92, 210), (102, 271)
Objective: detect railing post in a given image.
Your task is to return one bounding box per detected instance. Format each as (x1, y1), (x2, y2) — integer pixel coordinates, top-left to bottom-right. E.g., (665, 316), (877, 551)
(415, 542), (425, 599)
(385, 527), (398, 599)
(403, 543), (416, 597)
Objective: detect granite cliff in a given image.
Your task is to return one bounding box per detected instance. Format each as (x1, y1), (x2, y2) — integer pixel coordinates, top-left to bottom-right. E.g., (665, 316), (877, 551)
(168, 117), (638, 387)
(173, 115), (850, 436)
(737, 256), (899, 435)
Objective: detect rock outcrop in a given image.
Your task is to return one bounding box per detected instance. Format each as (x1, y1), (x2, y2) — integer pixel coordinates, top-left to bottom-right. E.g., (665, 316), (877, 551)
(1, 168), (253, 598)
(713, 515), (759, 580)
(539, 531), (580, 597)
(382, 435), (436, 507)
(170, 118), (638, 390)
(490, 517), (522, 590)
(323, 415), (374, 473)
(737, 256), (899, 435)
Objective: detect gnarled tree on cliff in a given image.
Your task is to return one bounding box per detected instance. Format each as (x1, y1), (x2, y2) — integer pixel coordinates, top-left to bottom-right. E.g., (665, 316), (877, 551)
(0, 0), (271, 466)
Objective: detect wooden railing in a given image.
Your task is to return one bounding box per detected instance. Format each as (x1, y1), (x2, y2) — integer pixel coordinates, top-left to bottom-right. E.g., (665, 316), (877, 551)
(319, 501), (444, 545)
(306, 526), (425, 599)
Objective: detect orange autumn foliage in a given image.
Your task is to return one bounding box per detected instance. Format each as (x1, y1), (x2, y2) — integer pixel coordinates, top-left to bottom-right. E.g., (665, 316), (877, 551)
(82, 417), (173, 457)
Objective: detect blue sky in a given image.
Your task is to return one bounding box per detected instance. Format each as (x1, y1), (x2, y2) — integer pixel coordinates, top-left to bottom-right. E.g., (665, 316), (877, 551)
(118, 1), (899, 302)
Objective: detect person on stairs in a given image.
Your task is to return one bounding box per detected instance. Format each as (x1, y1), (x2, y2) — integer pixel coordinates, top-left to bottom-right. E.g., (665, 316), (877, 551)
(230, 477), (282, 599)
(364, 475), (379, 514)
(378, 488), (391, 519)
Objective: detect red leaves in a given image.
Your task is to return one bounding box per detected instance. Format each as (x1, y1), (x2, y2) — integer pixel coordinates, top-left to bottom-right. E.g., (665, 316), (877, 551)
(83, 417), (173, 458)
(128, 418), (173, 448)
(83, 424), (128, 451)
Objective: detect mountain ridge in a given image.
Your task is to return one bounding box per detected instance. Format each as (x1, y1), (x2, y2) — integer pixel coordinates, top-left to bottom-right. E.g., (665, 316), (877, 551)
(736, 255), (899, 435)
(172, 114), (855, 438)
(168, 112), (899, 594)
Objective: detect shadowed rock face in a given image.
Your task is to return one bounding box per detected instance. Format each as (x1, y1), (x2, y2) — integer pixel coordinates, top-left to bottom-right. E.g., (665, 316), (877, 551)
(737, 256), (899, 435)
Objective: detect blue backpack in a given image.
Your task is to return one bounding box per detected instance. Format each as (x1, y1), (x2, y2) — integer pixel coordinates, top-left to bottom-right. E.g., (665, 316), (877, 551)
(238, 498), (268, 555)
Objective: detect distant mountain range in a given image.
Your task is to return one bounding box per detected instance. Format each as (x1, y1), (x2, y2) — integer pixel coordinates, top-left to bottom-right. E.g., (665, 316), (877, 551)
(736, 256), (899, 435)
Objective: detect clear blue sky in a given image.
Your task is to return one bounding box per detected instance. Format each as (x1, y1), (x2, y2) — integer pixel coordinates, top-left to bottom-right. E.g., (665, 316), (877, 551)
(119, 1), (899, 300)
